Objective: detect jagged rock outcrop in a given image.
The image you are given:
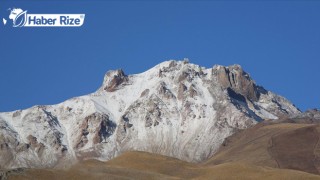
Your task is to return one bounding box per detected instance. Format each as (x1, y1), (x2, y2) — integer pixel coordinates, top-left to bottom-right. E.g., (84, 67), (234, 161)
(103, 69), (129, 92)
(214, 65), (259, 101)
(0, 60), (300, 169)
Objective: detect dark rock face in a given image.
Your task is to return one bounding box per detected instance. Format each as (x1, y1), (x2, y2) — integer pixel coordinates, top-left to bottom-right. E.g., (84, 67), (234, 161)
(42, 110), (66, 152)
(159, 61), (178, 77)
(214, 65), (259, 102)
(98, 118), (117, 143)
(27, 135), (45, 156)
(75, 113), (116, 148)
(178, 83), (187, 100)
(188, 85), (197, 98)
(227, 88), (246, 103)
(75, 119), (89, 149)
(140, 89), (150, 97)
(158, 82), (176, 99)
(145, 114), (153, 128)
(104, 69), (129, 92)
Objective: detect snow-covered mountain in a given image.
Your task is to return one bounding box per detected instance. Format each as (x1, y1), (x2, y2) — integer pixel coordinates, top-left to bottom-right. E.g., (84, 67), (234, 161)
(0, 60), (300, 169)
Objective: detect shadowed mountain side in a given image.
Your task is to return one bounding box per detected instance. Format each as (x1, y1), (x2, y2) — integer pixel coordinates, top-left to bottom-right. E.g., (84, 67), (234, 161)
(206, 122), (320, 175)
(7, 151), (320, 180)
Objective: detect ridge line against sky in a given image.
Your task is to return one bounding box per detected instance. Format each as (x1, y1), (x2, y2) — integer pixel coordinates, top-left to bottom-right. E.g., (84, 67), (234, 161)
(1, 1), (319, 112)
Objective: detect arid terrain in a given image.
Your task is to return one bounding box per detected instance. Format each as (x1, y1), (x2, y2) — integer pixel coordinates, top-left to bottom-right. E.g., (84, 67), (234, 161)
(5, 151), (320, 180)
(207, 122), (320, 174)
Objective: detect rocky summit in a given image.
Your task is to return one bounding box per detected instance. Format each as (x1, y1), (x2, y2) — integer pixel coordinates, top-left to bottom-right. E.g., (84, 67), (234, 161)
(0, 60), (300, 169)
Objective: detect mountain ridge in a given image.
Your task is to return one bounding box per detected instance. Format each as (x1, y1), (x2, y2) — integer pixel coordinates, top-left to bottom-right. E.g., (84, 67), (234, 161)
(0, 60), (300, 169)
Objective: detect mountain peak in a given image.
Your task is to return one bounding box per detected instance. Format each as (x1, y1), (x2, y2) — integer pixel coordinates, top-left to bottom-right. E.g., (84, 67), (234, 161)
(102, 69), (128, 92)
(213, 64), (258, 101)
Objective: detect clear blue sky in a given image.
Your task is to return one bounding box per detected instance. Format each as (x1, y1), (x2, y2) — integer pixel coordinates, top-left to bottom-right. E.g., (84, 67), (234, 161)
(1, 1), (319, 112)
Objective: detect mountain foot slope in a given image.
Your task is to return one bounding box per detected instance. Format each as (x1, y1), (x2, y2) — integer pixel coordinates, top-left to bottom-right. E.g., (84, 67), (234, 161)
(6, 151), (320, 180)
(206, 114), (320, 175)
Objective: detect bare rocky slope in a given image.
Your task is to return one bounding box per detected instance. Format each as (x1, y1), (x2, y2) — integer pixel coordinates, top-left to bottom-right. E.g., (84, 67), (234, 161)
(0, 60), (300, 169)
